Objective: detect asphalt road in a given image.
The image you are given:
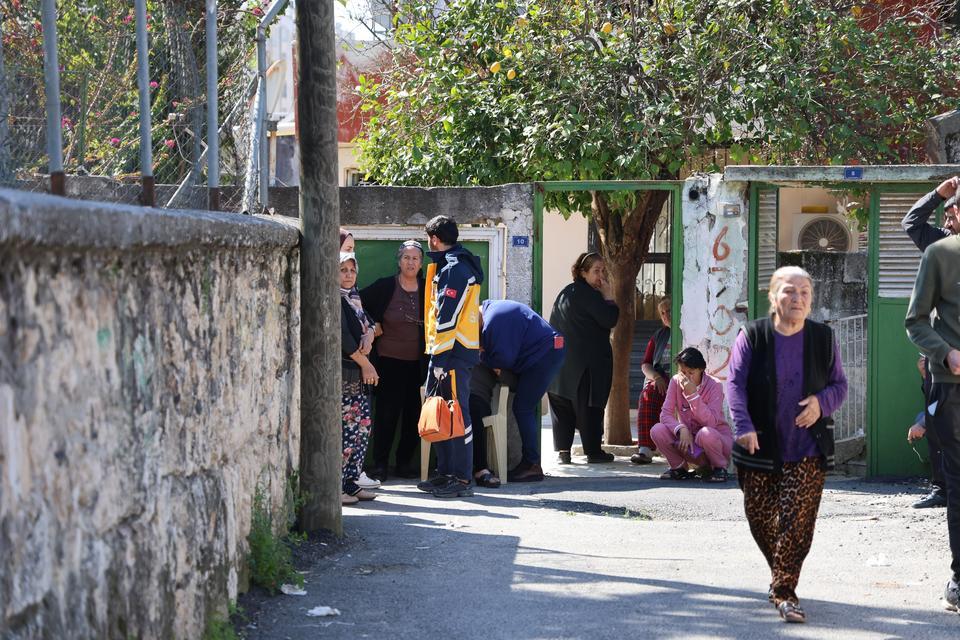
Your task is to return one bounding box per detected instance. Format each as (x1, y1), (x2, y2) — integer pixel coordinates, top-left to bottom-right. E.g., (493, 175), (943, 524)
(236, 458), (958, 640)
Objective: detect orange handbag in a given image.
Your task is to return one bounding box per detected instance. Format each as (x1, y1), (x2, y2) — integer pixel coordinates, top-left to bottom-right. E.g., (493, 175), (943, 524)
(418, 370), (466, 443)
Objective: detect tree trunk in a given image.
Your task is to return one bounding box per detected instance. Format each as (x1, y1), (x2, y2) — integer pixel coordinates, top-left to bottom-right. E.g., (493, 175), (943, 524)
(297, 0), (342, 534)
(0, 21), (12, 185)
(591, 190), (670, 445)
(604, 257), (640, 444)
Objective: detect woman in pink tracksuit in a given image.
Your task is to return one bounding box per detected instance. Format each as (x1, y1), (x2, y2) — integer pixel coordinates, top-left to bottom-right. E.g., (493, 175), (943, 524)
(650, 347), (733, 483)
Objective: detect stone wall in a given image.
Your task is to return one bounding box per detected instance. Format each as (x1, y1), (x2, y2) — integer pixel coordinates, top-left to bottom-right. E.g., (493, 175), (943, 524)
(778, 250), (868, 322)
(0, 189), (301, 639)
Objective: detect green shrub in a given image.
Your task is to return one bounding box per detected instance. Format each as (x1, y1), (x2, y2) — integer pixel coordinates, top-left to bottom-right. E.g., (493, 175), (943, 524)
(202, 611), (238, 640)
(246, 483), (304, 594)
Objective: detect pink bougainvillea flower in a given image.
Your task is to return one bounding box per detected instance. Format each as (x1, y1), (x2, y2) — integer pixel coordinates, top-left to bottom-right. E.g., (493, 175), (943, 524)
(164, 139), (175, 149)
(149, 81), (159, 89)
(172, 101), (180, 108)
(110, 137), (121, 147)
(61, 116), (72, 129)
(252, 7), (264, 16)
(123, 14), (133, 25)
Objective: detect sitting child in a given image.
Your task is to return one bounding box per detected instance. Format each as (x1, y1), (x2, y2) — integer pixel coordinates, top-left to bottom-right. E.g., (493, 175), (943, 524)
(650, 347), (732, 483)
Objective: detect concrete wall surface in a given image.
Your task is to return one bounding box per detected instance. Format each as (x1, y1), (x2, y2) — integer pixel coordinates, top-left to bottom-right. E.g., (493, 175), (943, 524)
(678, 175), (750, 383)
(0, 189), (302, 639)
(340, 184), (535, 307)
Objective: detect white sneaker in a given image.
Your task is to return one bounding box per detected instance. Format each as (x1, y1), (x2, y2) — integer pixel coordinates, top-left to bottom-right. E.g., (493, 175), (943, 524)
(357, 472), (381, 489)
(945, 578), (959, 612)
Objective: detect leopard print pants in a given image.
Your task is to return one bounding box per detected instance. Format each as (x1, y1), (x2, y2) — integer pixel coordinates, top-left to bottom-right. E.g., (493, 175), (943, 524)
(739, 457), (826, 606)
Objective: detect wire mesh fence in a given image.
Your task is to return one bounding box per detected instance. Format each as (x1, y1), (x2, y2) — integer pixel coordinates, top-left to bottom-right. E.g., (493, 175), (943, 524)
(0, 0), (265, 212)
(829, 313), (868, 443)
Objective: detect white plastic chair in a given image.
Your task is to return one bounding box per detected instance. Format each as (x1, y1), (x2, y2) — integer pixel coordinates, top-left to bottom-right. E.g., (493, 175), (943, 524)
(420, 383), (509, 484)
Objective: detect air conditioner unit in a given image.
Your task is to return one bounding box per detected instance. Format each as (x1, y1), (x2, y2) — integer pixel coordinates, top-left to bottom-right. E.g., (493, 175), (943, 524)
(789, 214), (857, 252)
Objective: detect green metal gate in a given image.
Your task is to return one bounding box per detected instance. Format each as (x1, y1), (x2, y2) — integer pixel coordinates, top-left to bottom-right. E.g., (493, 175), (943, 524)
(867, 184), (935, 477)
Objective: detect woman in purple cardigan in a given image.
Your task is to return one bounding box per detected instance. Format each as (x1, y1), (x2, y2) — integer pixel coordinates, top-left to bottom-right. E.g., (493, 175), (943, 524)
(651, 347), (732, 482)
(726, 266), (847, 625)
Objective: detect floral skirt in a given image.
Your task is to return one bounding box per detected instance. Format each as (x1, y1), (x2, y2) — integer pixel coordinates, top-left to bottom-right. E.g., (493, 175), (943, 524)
(342, 381), (372, 493)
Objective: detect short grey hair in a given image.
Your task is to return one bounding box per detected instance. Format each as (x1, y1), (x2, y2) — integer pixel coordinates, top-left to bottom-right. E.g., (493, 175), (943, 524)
(767, 266), (813, 316)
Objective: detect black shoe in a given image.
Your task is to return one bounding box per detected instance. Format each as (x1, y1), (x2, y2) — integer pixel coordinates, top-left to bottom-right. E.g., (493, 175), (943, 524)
(912, 490), (947, 509)
(417, 476), (448, 492)
(557, 451), (572, 465)
(587, 451), (615, 463)
(705, 468), (729, 483)
(431, 476), (474, 498)
(366, 466), (388, 482)
(630, 451), (653, 465)
(508, 461), (544, 482)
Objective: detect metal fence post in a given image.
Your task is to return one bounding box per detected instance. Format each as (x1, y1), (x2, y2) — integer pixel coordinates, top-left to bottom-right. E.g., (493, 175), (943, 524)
(242, 80), (262, 213)
(206, 0), (220, 210)
(256, 21), (269, 211)
(249, 1), (290, 214)
(40, 0), (65, 195)
(135, 0), (154, 206)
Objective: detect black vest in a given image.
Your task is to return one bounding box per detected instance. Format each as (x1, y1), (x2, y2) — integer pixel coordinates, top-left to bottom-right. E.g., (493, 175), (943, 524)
(731, 318), (836, 472)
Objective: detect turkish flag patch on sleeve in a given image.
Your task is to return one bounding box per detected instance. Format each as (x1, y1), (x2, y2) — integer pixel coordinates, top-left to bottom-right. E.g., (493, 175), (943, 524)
(444, 288), (458, 298)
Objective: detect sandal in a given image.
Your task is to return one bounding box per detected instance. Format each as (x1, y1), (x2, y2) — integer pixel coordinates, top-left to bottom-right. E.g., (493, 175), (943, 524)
(659, 467), (694, 480)
(705, 468), (729, 483)
(778, 601), (806, 623)
(474, 471), (501, 488)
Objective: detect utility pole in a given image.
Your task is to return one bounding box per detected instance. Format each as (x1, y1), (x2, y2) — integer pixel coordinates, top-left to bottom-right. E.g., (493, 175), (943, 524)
(296, 0), (342, 534)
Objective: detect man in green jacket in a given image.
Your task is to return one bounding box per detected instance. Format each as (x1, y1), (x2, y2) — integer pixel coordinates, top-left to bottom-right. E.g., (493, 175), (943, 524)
(905, 226), (960, 614)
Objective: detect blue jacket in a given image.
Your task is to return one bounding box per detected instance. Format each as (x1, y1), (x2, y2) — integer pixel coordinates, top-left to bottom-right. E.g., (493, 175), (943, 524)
(425, 243), (484, 370)
(480, 299), (559, 373)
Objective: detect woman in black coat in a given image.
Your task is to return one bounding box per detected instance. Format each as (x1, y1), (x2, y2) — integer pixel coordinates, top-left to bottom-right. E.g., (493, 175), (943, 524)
(359, 240), (428, 480)
(547, 252), (620, 464)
